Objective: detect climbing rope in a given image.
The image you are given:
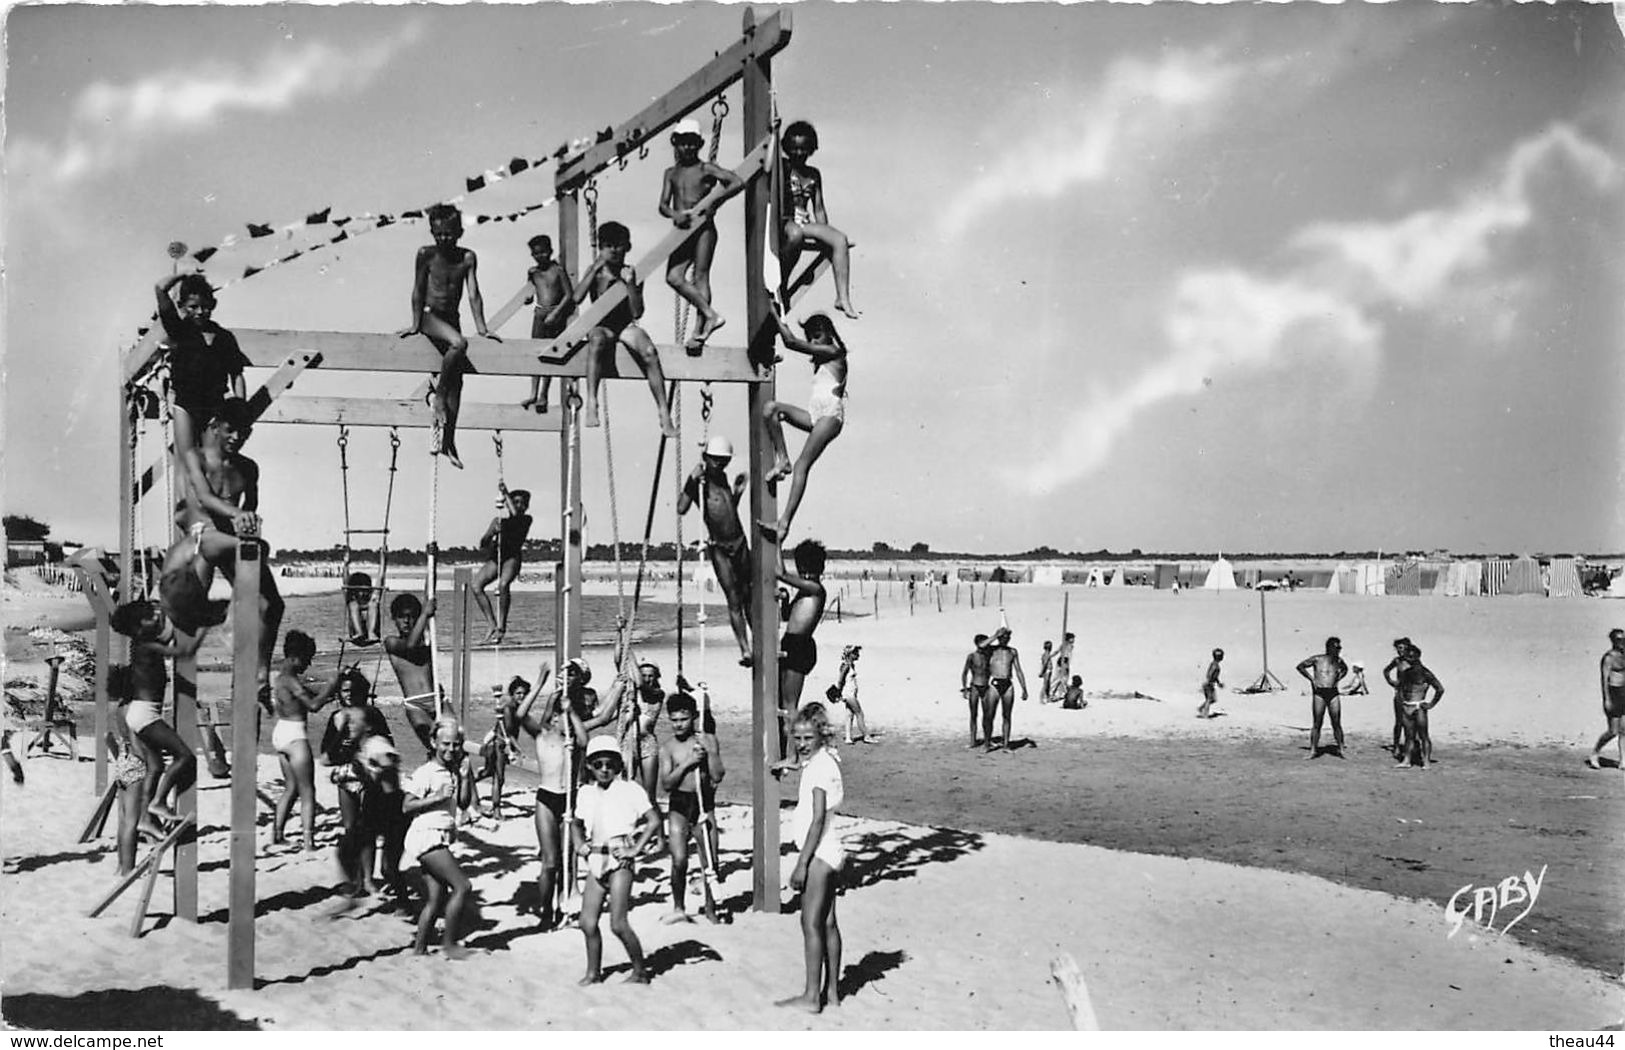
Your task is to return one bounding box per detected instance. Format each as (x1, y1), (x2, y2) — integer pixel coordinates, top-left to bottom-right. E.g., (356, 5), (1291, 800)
(584, 181), (600, 252)
(159, 374), (176, 550)
(674, 386), (685, 676)
(127, 391), (148, 597)
(373, 428), (402, 645)
(491, 429), (507, 684)
(601, 388), (630, 672)
(337, 425), (353, 592)
(427, 444), (444, 718)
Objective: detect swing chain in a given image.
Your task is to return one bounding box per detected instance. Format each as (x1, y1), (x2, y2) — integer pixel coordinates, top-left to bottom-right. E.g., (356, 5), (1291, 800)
(337, 425), (350, 454)
(583, 182), (600, 250)
(389, 427), (401, 454)
(700, 385), (713, 424)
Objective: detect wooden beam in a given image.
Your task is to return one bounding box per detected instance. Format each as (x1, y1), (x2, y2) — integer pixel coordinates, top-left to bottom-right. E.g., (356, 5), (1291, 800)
(243, 352), (322, 421)
(227, 534), (262, 990)
(742, 5), (782, 915)
(84, 569), (114, 795)
(220, 330), (766, 383)
(172, 648), (198, 923)
(535, 137), (773, 365)
(257, 396), (565, 432)
(554, 9), (792, 189)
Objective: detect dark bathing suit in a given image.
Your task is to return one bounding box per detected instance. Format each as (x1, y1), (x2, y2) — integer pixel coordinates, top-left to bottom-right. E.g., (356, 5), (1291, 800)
(781, 633), (817, 675)
(668, 781), (715, 825)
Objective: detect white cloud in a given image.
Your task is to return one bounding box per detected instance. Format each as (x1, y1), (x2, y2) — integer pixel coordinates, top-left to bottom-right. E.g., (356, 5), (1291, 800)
(11, 23), (424, 185)
(1019, 123), (1619, 495)
(937, 48), (1246, 240)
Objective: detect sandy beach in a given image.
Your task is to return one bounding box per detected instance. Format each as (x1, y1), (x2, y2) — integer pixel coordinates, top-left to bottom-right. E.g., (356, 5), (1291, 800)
(4, 572), (1623, 1029)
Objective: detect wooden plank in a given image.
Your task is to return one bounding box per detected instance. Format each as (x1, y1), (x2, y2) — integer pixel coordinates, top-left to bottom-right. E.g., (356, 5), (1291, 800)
(78, 782), (118, 844)
(558, 191), (584, 669)
(87, 813), (195, 918)
(243, 352), (323, 422)
(538, 139), (772, 365)
(227, 534), (262, 990)
(258, 396), (565, 432)
(554, 9), (791, 188)
(742, 6), (781, 915)
(485, 285), (533, 335)
(221, 330), (766, 383)
(451, 568), (471, 723)
(86, 570), (113, 794)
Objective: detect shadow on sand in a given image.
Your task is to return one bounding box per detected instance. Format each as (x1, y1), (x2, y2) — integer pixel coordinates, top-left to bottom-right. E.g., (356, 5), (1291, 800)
(2, 987), (259, 1030)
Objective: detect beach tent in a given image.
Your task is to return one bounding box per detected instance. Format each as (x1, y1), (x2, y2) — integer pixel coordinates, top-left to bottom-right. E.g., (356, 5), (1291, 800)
(1030, 565), (1065, 586)
(1108, 566), (1127, 587)
(1461, 560), (1482, 596)
(1495, 557), (1542, 595)
(1202, 557), (1237, 590)
(1086, 567), (1105, 587)
(1386, 561), (1422, 596)
(1154, 563), (1177, 589)
(1353, 562), (1386, 596)
(1546, 558), (1581, 598)
(1441, 562), (1465, 597)
(1327, 563), (1352, 595)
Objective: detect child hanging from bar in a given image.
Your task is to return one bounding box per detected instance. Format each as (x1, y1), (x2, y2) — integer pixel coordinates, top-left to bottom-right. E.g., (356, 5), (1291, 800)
(572, 735), (660, 984)
(344, 571), (376, 646)
(677, 434), (753, 667)
(109, 599), (202, 827)
(778, 119), (859, 319)
(660, 118), (742, 353)
(384, 593), (440, 753)
(398, 203), (499, 469)
(519, 234), (574, 413)
(472, 484), (532, 646)
(402, 717), (476, 958)
(270, 630), (351, 853)
(154, 271), (249, 491)
(759, 309), (847, 542)
(563, 220), (678, 438)
(658, 688), (724, 924)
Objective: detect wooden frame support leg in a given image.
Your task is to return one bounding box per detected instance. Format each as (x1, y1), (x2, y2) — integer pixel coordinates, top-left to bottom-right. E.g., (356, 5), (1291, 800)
(228, 532), (263, 990)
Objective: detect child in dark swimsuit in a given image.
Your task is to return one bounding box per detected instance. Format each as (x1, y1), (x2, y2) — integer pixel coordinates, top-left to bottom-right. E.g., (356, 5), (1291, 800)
(154, 272), (249, 490)
(472, 485), (532, 645)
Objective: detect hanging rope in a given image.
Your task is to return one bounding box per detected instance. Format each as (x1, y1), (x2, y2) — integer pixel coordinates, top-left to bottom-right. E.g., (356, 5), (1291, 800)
(427, 444), (444, 718)
(584, 181), (600, 252)
(337, 424), (353, 592)
(673, 386), (685, 677)
(159, 374), (176, 550)
(491, 429), (507, 683)
(127, 391), (148, 597)
(373, 428), (402, 645)
(601, 388), (629, 672)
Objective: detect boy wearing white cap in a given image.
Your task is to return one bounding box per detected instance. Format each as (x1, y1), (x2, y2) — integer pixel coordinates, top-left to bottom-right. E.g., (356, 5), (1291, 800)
(571, 735), (660, 983)
(678, 433), (753, 666)
(660, 119), (742, 353)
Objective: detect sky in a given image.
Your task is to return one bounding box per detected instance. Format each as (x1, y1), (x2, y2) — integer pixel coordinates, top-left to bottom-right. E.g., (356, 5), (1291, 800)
(4, 2), (1623, 558)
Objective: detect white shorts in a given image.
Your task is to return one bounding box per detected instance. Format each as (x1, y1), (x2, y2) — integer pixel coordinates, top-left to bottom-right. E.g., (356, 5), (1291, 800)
(404, 821), (456, 862)
(809, 391), (846, 424)
(271, 719), (307, 754)
(125, 700), (163, 736)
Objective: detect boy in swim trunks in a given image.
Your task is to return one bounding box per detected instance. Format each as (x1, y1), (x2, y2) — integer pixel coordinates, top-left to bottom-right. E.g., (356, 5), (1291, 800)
(1586, 628), (1625, 770)
(961, 635), (992, 748)
(1038, 641), (1054, 704)
(984, 626), (1028, 751)
(472, 484), (532, 645)
(572, 735), (660, 984)
(659, 689), (725, 924)
(1198, 648), (1224, 719)
(397, 203), (498, 469)
(559, 220), (677, 438)
(677, 434), (753, 666)
(1382, 637), (1414, 759)
(776, 540), (829, 758)
(110, 599), (203, 825)
(660, 119), (742, 353)
(154, 271), (249, 497)
(270, 630), (350, 852)
(384, 593), (440, 752)
(1296, 637), (1349, 759)
(518, 234), (573, 413)
(1393, 644), (1444, 769)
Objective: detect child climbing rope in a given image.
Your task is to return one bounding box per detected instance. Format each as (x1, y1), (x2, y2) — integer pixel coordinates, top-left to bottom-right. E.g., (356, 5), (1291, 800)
(472, 484), (532, 645)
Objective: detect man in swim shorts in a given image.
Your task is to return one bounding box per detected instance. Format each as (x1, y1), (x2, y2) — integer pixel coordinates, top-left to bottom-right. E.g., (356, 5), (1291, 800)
(961, 634), (992, 749)
(1296, 636), (1349, 759)
(984, 626), (1029, 751)
(1587, 628), (1625, 770)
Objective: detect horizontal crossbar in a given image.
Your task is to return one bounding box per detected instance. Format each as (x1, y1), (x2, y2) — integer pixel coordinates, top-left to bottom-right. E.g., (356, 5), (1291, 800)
(258, 395), (564, 431)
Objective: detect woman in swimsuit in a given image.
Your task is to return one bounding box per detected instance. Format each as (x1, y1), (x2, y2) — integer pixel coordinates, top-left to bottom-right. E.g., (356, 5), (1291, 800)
(760, 309), (848, 541)
(777, 120), (858, 319)
(270, 630), (349, 852)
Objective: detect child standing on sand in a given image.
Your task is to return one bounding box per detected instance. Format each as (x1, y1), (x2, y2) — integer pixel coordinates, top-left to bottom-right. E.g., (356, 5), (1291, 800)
(270, 631), (350, 853)
(773, 703), (846, 1014)
(506, 663), (587, 931)
(659, 689), (725, 924)
(571, 735), (660, 984)
(402, 718), (476, 958)
(1198, 648), (1224, 719)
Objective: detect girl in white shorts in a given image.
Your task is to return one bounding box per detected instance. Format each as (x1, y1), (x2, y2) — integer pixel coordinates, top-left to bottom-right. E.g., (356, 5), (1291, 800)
(402, 718), (475, 958)
(774, 702), (847, 1014)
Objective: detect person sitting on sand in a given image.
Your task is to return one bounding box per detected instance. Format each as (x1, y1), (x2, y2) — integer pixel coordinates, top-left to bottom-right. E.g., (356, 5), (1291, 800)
(1340, 660), (1369, 696)
(1394, 644), (1444, 769)
(472, 484), (532, 646)
(772, 702), (846, 1014)
(983, 626), (1028, 751)
(505, 662), (586, 931)
(270, 630), (350, 853)
(1587, 628), (1625, 771)
(1296, 637), (1349, 759)
(1382, 637), (1414, 759)
(109, 599), (202, 826)
(759, 309), (848, 543)
(384, 593), (440, 752)
(1061, 675), (1087, 710)
(402, 717), (476, 959)
(776, 540), (829, 758)
(659, 688), (725, 924)
(961, 634), (992, 748)
(343, 571), (376, 646)
(677, 435), (753, 666)
(1198, 648), (1225, 719)
(571, 735), (660, 985)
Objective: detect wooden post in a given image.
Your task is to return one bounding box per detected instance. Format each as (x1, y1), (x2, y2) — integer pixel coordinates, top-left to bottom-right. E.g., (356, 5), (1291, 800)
(89, 572), (112, 794)
(172, 644), (199, 924)
(743, 3), (782, 914)
(872, 590), (878, 620)
(1061, 590), (1070, 639)
(452, 567), (472, 722)
(558, 190), (584, 669)
(227, 533), (262, 990)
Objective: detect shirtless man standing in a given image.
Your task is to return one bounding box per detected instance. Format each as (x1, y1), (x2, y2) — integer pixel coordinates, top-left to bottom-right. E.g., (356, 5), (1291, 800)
(776, 540), (828, 758)
(983, 627), (1029, 751)
(677, 435), (752, 666)
(1586, 628), (1625, 771)
(172, 397), (285, 695)
(960, 634), (991, 749)
(1295, 637), (1349, 759)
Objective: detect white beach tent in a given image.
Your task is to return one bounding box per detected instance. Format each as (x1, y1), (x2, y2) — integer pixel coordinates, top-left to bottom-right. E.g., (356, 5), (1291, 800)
(1108, 565), (1128, 587)
(1202, 557), (1237, 590)
(1086, 567), (1106, 587)
(1326, 563), (1351, 594)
